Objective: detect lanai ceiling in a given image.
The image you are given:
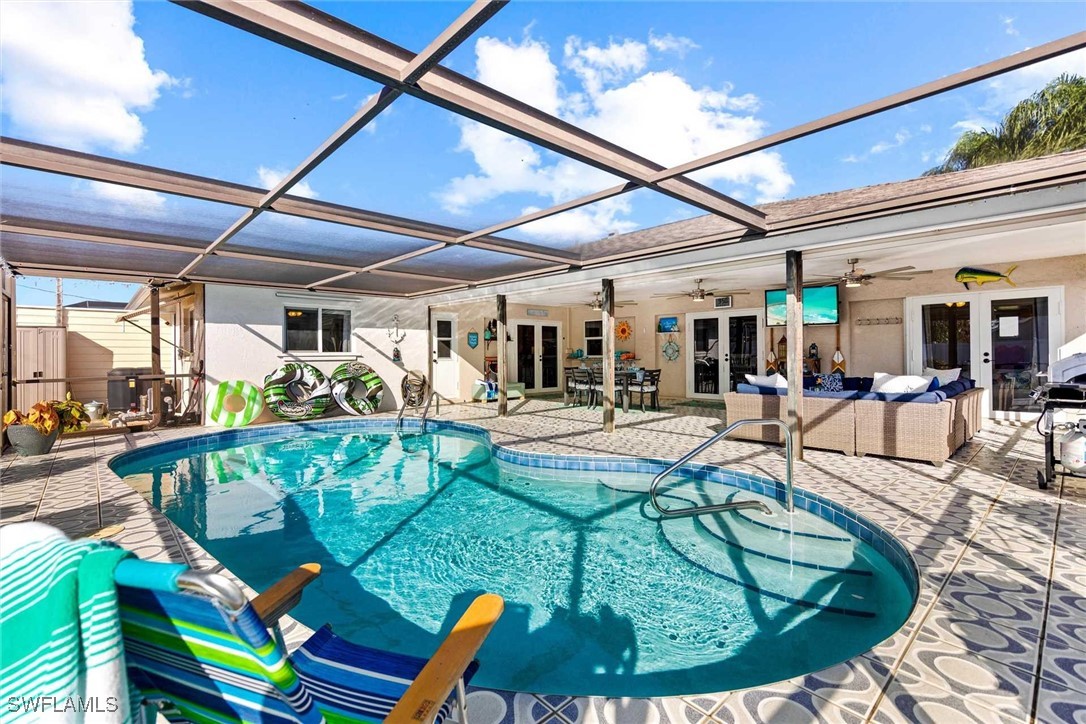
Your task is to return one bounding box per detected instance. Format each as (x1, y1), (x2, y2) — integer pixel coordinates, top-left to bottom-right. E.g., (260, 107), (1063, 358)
(1, 1), (1084, 298)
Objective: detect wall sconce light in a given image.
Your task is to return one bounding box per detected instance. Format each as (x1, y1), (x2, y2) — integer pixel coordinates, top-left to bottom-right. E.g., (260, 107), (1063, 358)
(287, 309), (304, 317)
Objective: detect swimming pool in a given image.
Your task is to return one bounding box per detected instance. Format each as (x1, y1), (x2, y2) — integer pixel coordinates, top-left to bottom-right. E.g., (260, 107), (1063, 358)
(111, 419), (917, 698)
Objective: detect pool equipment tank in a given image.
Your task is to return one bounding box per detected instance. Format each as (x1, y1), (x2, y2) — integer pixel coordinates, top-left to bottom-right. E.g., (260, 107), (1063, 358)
(1060, 419), (1086, 473)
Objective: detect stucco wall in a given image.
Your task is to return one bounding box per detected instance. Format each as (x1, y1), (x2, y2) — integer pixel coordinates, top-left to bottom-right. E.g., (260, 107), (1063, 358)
(204, 285), (428, 423)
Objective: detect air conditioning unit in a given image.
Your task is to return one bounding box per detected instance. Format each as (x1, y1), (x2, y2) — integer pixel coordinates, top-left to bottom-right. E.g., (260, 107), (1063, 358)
(714, 295), (733, 309)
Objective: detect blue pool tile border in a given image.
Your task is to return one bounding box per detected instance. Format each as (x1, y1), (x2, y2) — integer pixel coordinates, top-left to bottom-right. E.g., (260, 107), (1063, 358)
(109, 416), (920, 601)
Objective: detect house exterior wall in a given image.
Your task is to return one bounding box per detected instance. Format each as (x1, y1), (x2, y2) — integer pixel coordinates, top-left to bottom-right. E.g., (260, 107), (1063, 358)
(203, 285), (428, 424)
(435, 253), (1085, 403)
(15, 305), (179, 404)
(843, 253), (1086, 372)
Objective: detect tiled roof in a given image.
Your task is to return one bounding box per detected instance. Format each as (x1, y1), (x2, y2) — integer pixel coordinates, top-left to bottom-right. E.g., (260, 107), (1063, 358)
(578, 149), (1086, 260)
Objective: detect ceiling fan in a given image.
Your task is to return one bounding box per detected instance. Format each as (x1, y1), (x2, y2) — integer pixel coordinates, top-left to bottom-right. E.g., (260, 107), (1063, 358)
(653, 279), (750, 302)
(811, 259), (931, 288)
(586, 290), (634, 312)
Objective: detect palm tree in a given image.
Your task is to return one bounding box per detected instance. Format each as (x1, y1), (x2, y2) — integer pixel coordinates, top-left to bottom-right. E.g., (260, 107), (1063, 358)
(925, 74), (1086, 175)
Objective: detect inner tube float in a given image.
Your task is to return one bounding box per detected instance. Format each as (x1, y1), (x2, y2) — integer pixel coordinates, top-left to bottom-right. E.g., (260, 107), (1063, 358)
(331, 361), (385, 416)
(263, 362), (332, 421)
(206, 380), (264, 427)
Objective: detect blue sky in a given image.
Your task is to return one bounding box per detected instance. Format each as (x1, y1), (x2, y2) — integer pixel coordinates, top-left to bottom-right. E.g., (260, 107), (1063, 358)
(3, 1), (1084, 305)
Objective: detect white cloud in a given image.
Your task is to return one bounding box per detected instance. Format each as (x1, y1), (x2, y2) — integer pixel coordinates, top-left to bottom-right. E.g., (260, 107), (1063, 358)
(981, 49), (1086, 112)
(870, 129), (911, 154)
(437, 30), (794, 239)
(1001, 16), (1019, 37)
(564, 37), (649, 97)
(516, 198), (639, 244)
(841, 154), (863, 164)
(80, 181), (168, 215)
(257, 166), (319, 199)
(919, 124), (932, 134)
(0, 0), (178, 153)
(331, 93), (349, 101)
(952, 119), (988, 134)
(474, 35), (562, 114)
(648, 32), (700, 58)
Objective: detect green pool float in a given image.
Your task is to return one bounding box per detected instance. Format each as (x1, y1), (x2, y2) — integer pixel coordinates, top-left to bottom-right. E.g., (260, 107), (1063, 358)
(263, 362), (332, 421)
(331, 361), (385, 416)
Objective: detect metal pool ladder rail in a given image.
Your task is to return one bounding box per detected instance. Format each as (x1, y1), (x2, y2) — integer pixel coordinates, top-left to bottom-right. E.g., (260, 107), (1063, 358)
(649, 418), (794, 518)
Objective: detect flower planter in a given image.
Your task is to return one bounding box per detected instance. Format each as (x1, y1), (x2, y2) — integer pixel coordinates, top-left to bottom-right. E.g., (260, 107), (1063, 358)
(6, 425), (61, 457)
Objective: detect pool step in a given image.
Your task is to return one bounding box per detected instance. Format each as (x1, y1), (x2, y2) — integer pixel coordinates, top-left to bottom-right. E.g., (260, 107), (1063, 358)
(660, 513), (879, 618)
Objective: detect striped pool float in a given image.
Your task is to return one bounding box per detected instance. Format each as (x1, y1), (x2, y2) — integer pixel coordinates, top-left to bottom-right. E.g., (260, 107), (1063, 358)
(207, 380), (265, 427)
(114, 561), (474, 723)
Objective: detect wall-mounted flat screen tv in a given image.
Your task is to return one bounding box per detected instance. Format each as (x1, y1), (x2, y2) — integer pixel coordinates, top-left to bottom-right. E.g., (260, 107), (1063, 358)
(765, 285), (840, 327)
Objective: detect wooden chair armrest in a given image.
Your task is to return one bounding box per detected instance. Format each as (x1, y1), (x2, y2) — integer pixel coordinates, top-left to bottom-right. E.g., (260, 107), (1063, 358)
(385, 593), (504, 724)
(250, 563), (322, 627)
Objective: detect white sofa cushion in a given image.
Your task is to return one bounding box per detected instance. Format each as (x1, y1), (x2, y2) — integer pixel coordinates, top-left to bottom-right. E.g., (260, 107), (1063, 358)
(871, 372), (935, 394)
(745, 372), (787, 388)
(923, 367), (961, 386)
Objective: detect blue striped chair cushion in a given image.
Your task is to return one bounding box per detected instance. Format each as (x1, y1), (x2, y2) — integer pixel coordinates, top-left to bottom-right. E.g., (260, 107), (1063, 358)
(119, 585), (320, 723)
(293, 625), (478, 723)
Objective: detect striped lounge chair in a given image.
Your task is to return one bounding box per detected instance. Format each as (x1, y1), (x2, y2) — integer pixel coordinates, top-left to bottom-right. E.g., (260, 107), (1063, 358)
(115, 559), (503, 724)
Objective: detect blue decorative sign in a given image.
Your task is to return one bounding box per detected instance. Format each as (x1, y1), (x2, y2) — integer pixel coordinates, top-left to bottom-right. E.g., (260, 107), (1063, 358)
(658, 316), (679, 333)
(467, 331), (479, 349)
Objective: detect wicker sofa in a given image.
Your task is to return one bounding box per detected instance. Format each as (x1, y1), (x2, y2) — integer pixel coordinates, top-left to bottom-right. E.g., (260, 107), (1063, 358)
(724, 377), (984, 466)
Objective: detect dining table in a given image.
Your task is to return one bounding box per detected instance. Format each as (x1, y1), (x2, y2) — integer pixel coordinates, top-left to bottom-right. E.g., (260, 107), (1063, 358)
(563, 367), (642, 412)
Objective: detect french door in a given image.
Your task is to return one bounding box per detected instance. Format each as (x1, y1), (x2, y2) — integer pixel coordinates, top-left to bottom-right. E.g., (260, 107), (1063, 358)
(511, 321), (562, 392)
(905, 287), (1063, 420)
(685, 310), (764, 399)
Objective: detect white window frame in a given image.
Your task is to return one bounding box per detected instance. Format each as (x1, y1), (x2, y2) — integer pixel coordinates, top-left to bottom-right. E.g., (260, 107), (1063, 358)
(283, 306), (353, 354)
(584, 319), (603, 357)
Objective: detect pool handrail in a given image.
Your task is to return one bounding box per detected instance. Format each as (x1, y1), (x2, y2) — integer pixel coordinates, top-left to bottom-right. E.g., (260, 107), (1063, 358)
(649, 418), (794, 517)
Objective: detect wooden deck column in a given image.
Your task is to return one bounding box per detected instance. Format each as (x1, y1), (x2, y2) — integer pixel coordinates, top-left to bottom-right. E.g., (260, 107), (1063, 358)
(149, 284), (162, 428)
(785, 250), (804, 460)
(497, 294), (508, 418)
(602, 278), (615, 433)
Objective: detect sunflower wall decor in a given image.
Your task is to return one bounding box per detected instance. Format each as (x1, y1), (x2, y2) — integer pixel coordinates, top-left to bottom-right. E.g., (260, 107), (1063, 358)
(615, 319), (633, 342)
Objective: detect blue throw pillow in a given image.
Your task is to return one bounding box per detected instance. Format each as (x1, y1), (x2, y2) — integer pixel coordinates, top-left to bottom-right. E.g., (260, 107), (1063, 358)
(927, 376), (941, 392)
(819, 373), (844, 392)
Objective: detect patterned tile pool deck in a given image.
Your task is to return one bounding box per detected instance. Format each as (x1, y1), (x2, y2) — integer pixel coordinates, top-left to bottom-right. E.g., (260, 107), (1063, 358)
(2, 399), (1084, 723)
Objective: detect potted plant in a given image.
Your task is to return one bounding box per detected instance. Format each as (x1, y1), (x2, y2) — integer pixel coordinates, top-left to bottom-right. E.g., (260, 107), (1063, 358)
(52, 393), (91, 433)
(3, 401), (62, 456)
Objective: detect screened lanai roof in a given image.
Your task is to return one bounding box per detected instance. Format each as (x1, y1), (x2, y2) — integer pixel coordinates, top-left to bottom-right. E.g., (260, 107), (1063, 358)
(1, 1), (1084, 297)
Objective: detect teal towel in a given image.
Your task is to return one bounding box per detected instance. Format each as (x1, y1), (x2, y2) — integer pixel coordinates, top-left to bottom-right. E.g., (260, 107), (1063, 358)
(0, 523), (134, 723)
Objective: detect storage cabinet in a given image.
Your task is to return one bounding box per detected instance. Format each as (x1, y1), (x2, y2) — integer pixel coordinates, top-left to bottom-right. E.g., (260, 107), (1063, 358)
(15, 327), (66, 409)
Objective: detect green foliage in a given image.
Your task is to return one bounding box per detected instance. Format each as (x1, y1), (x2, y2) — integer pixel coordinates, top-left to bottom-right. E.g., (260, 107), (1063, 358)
(925, 74), (1086, 175)
(3, 402), (60, 435)
(51, 392), (90, 433)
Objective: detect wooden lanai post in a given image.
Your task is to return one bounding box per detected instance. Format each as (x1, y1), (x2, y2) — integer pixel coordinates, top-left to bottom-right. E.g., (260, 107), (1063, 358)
(150, 284), (163, 428)
(785, 250), (804, 460)
(602, 278), (615, 433)
(497, 294), (508, 418)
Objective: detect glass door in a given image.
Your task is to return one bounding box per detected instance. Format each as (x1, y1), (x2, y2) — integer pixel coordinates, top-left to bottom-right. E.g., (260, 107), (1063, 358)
(985, 295), (1051, 416)
(686, 310), (764, 398)
(516, 323), (536, 390)
(540, 324), (559, 389)
(690, 316), (720, 397)
(727, 315), (760, 391)
(906, 287), (1062, 420)
(919, 300), (973, 380)
(512, 321), (563, 392)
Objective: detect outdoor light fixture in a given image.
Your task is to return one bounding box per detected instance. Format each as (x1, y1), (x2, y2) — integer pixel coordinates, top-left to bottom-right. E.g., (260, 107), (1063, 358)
(287, 309), (304, 317)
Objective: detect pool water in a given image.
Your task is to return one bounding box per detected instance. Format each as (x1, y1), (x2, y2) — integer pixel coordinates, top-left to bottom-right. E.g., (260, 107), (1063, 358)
(113, 427), (915, 698)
